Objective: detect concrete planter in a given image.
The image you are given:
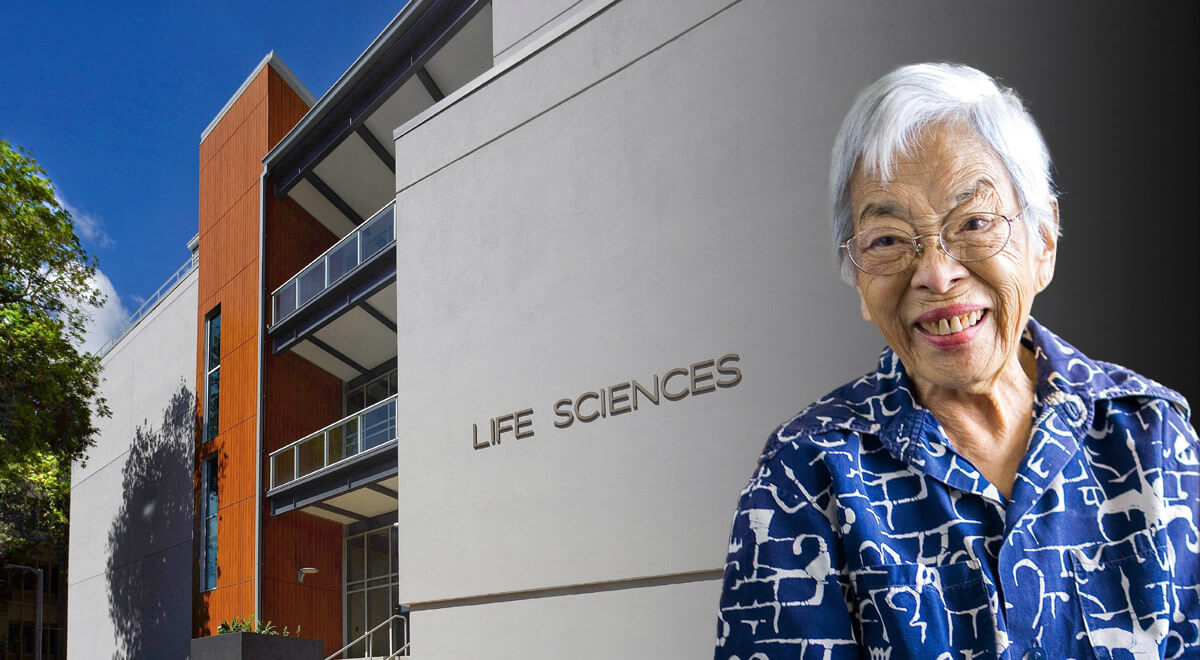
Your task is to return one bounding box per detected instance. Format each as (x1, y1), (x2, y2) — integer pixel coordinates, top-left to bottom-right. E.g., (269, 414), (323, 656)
(190, 632), (324, 660)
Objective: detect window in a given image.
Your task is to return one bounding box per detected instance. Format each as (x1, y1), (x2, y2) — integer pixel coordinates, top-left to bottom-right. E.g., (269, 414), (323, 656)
(345, 525), (400, 655)
(201, 454), (218, 591)
(204, 308), (221, 441)
(345, 367), (398, 415)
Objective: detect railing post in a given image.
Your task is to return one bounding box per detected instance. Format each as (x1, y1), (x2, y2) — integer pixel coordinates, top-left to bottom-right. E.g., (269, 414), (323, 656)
(293, 448), (299, 483)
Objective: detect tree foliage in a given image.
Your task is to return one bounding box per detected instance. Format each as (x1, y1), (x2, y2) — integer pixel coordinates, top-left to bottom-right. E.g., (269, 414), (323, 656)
(0, 136), (108, 555)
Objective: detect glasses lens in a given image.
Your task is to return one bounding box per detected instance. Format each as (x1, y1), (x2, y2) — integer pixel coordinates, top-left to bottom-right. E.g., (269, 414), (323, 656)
(942, 212), (1011, 261)
(850, 227), (915, 275)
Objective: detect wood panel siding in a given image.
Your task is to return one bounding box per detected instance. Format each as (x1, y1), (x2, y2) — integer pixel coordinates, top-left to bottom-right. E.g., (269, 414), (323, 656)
(194, 58), (352, 653)
(260, 67), (347, 654)
(194, 60), (331, 640)
(195, 59), (267, 633)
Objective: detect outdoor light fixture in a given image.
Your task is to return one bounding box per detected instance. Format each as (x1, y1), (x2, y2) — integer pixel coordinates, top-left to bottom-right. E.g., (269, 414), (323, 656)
(298, 567), (319, 583)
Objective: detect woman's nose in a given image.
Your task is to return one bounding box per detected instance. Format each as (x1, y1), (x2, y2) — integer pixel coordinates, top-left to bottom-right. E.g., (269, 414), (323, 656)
(909, 238), (969, 293)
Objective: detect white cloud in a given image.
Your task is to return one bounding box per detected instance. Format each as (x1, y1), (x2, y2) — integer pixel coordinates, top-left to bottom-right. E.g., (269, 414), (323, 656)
(79, 269), (132, 355)
(55, 188), (113, 248)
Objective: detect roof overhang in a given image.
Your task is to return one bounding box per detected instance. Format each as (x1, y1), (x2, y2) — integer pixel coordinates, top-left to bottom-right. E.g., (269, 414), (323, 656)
(262, 0), (490, 197)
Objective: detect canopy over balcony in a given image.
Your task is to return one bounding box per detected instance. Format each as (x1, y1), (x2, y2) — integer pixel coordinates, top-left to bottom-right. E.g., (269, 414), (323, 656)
(269, 202), (398, 381)
(263, 0), (492, 243)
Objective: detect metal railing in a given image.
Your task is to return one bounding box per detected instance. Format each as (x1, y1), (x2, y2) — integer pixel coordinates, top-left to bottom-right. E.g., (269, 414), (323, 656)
(269, 395), (398, 490)
(324, 613), (409, 660)
(271, 201), (395, 326)
(97, 252), (199, 357)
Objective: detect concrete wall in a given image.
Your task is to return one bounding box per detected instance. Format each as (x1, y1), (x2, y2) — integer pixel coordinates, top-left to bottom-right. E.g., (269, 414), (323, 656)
(68, 268), (198, 660)
(391, 0), (1197, 657)
(490, 0), (587, 61)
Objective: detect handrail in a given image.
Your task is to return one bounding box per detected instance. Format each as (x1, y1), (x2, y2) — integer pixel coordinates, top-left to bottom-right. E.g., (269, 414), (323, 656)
(270, 200), (395, 326)
(268, 394), (398, 490)
(97, 252), (198, 358)
(324, 613), (408, 660)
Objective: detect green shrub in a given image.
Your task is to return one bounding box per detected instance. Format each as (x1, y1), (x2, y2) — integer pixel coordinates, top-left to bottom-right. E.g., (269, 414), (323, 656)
(215, 616), (300, 637)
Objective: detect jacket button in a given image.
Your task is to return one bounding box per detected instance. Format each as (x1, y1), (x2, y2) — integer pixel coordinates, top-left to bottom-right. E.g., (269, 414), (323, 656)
(1024, 648), (1046, 660)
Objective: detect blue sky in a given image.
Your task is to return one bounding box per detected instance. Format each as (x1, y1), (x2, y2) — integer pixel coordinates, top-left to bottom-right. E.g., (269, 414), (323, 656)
(0, 2), (408, 350)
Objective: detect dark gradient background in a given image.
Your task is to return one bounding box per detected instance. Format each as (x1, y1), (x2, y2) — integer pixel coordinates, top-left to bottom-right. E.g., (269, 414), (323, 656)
(1007, 3), (1198, 406)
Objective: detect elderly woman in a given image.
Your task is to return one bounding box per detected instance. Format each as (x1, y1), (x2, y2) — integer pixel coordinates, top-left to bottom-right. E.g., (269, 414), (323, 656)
(715, 63), (1199, 659)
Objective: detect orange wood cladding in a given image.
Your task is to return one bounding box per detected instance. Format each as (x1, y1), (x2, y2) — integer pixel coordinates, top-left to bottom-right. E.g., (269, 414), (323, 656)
(195, 59), (268, 635)
(259, 77), (346, 651)
(194, 60), (349, 653)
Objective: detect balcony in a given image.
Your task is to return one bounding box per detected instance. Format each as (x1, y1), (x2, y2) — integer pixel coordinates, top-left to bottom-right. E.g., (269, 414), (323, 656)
(266, 395), (399, 522)
(272, 200), (394, 326)
(268, 201), (398, 381)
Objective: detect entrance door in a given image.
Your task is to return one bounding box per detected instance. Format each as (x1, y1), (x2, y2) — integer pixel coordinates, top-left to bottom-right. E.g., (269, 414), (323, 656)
(345, 525), (399, 657)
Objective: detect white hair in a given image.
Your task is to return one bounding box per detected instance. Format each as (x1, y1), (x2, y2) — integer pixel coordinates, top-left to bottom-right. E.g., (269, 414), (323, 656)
(830, 63), (1058, 284)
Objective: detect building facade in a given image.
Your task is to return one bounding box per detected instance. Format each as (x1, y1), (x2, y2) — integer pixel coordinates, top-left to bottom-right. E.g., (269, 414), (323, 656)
(68, 1), (1197, 658)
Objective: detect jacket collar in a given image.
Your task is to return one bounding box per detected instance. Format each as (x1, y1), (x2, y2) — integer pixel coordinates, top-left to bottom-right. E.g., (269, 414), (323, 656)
(778, 317), (1185, 505)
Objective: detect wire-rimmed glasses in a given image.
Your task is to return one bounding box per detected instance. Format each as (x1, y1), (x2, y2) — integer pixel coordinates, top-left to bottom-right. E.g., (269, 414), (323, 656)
(841, 211), (1018, 276)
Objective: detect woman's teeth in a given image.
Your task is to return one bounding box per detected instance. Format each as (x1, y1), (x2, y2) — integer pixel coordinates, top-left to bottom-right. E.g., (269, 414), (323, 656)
(920, 310), (983, 336)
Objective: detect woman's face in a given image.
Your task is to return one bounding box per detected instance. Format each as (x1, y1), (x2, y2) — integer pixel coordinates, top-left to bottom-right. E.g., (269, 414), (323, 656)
(848, 122), (1058, 396)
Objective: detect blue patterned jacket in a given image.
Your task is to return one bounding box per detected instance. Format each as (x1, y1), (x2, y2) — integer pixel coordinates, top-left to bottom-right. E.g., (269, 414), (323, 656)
(715, 319), (1199, 660)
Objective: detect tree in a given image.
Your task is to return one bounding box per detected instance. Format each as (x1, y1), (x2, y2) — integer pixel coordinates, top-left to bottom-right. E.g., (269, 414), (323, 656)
(0, 136), (108, 555)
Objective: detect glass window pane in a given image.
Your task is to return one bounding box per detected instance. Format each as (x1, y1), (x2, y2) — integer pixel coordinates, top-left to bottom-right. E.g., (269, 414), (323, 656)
(390, 527), (398, 577)
(207, 313), (221, 366)
(297, 261), (326, 306)
(388, 370), (398, 396)
(368, 586), (391, 654)
(366, 530), (390, 579)
(206, 367), (220, 439)
(341, 418), (360, 458)
(364, 378), (389, 407)
(272, 449), (295, 487)
(360, 207), (394, 257)
(347, 534), (365, 583)
(346, 388), (365, 415)
(275, 282), (297, 321)
(327, 425), (346, 465)
(347, 590), (366, 657)
(296, 435), (325, 478)
(326, 238), (359, 284)
(204, 515), (218, 590)
(361, 401), (394, 451)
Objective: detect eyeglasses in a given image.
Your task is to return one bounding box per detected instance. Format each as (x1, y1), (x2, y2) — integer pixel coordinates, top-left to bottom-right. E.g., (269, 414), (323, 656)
(841, 210), (1018, 276)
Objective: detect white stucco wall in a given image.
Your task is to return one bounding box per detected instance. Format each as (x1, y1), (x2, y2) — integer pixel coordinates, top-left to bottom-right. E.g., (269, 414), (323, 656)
(490, 0), (587, 60)
(68, 267), (198, 660)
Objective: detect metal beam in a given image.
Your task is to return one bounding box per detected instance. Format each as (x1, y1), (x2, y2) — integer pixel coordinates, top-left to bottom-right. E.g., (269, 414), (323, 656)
(356, 126), (395, 173)
(366, 483), (399, 499)
(416, 67), (445, 102)
(305, 172), (363, 226)
(307, 336), (369, 375)
(311, 502), (369, 522)
(268, 0), (488, 197)
(358, 301), (397, 333)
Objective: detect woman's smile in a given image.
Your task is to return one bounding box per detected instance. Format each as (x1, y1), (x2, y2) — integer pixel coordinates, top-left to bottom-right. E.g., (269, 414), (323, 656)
(913, 305), (989, 349)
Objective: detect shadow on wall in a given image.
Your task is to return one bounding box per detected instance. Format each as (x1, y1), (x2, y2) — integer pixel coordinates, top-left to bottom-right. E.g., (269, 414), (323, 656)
(105, 382), (200, 660)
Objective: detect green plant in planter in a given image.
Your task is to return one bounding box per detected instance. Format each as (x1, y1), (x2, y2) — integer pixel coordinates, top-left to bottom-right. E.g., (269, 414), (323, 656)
(216, 616), (300, 637)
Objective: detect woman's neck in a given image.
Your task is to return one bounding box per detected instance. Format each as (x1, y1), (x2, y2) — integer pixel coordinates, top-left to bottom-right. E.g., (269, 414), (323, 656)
(913, 346), (1039, 499)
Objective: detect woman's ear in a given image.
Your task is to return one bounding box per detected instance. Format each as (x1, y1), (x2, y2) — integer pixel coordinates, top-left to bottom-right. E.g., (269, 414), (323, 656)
(1034, 200), (1059, 293)
(858, 286), (872, 322)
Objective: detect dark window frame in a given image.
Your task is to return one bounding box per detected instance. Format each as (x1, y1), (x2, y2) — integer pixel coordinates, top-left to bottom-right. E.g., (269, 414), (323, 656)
(203, 306), (221, 442)
(200, 454), (219, 592)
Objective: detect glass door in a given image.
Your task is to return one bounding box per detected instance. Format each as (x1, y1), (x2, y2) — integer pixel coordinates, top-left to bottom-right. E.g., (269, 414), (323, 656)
(344, 525), (399, 658)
